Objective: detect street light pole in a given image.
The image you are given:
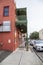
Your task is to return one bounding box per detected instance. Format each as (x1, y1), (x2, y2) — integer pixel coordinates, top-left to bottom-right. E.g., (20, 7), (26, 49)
(25, 8), (29, 51)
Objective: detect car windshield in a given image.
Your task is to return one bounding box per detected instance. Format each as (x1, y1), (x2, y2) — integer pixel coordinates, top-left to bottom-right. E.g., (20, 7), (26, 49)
(35, 41), (43, 44)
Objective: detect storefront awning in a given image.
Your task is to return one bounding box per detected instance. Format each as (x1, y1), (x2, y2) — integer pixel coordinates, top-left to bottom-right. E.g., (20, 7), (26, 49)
(16, 20), (27, 25)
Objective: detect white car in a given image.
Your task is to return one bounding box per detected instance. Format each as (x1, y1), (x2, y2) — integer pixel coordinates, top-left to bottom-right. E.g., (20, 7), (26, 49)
(30, 40), (35, 46)
(33, 40), (43, 51)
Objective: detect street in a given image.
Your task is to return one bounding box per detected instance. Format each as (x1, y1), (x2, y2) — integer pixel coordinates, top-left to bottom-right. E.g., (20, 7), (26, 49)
(0, 47), (43, 65)
(19, 40), (43, 63)
(0, 41), (43, 65)
(30, 45), (43, 63)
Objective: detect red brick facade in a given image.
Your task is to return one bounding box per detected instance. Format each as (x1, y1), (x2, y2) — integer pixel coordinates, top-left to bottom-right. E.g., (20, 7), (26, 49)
(0, 0), (19, 51)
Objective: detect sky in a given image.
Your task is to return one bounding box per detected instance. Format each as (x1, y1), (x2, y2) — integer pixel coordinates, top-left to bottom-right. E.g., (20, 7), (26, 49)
(15, 0), (43, 36)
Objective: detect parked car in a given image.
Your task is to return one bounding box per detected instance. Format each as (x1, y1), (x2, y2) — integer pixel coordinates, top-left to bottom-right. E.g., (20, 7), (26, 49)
(30, 40), (35, 46)
(33, 40), (43, 51)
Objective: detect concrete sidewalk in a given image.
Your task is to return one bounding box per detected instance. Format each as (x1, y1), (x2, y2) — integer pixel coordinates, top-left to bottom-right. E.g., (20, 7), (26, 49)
(0, 48), (43, 65)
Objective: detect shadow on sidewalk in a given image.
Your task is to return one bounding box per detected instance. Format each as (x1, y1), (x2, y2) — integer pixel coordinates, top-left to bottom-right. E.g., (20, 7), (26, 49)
(0, 51), (12, 62)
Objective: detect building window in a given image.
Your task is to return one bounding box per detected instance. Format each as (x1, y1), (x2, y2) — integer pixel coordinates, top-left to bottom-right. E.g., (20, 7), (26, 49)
(3, 21), (11, 32)
(3, 6), (9, 16)
(0, 21), (11, 32)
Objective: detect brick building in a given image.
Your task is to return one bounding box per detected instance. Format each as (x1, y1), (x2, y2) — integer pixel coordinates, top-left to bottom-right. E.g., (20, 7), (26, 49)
(0, 0), (27, 51)
(0, 0), (20, 51)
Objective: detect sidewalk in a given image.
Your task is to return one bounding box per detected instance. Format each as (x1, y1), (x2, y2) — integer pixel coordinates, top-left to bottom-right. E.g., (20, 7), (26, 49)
(0, 48), (43, 65)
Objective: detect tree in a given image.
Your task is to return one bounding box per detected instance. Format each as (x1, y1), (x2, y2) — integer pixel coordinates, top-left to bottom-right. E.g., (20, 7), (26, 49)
(29, 31), (39, 39)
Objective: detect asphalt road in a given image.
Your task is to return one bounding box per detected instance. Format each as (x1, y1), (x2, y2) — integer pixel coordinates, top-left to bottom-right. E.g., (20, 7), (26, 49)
(30, 45), (43, 63)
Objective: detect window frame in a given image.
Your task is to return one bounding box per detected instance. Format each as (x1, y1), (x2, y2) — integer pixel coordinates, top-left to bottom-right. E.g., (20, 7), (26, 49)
(0, 21), (11, 32)
(3, 6), (9, 17)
